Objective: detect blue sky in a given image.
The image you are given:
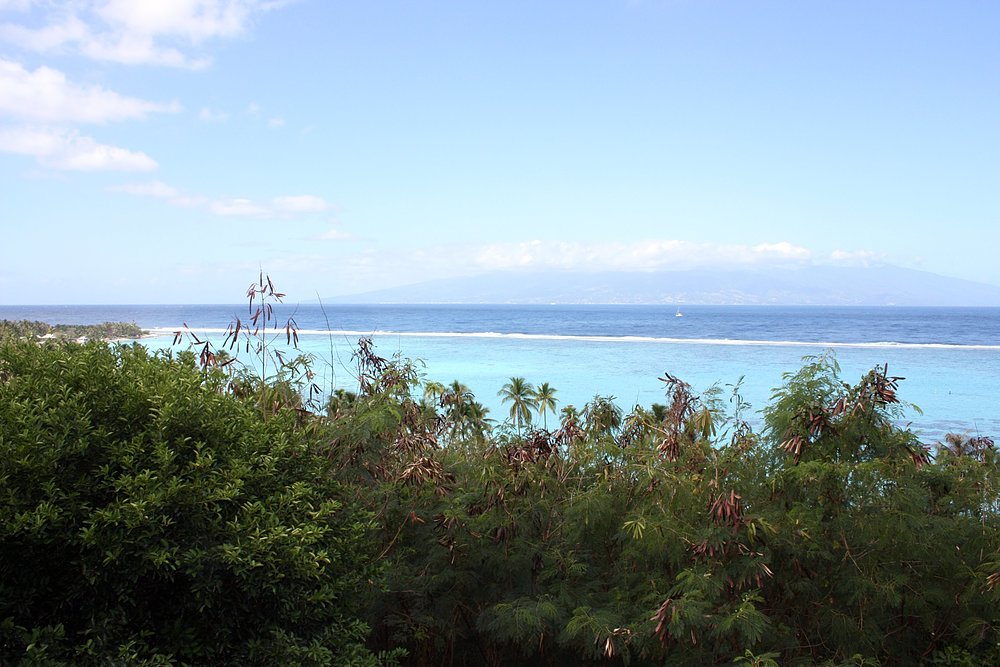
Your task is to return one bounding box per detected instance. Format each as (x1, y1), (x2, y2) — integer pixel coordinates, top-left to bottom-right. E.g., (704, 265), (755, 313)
(1, 0), (998, 304)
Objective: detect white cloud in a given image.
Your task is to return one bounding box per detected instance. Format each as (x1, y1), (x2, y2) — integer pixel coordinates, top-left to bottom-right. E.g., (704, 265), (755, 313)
(80, 29), (207, 68)
(107, 180), (180, 198)
(198, 106), (229, 122)
(0, 1), (285, 68)
(272, 195), (327, 213)
(108, 179), (208, 206)
(206, 194), (331, 217)
(168, 195), (209, 208)
(827, 249), (884, 267)
(209, 197), (269, 216)
(314, 229), (355, 241)
(469, 239), (813, 272)
(54, 140), (158, 171)
(0, 126), (158, 171)
(111, 180), (331, 218)
(0, 126), (66, 156)
(97, 0), (254, 42)
(0, 17), (91, 53)
(750, 241), (812, 262)
(299, 239), (820, 296)
(0, 58), (176, 173)
(267, 117), (284, 128)
(0, 59), (180, 124)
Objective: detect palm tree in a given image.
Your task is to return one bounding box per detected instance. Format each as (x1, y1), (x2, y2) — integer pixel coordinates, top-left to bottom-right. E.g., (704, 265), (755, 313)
(939, 433), (994, 461)
(459, 400), (492, 443)
(326, 388), (358, 418)
(441, 380), (473, 434)
(582, 395), (623, 440)
(444, 379), (473, 406)
(533, 382), (558, 430)
(423, 380), (447, 405)
(620, 404), (657, 448)
(497, 377), (537, 434)
(556, 405), (584, 448)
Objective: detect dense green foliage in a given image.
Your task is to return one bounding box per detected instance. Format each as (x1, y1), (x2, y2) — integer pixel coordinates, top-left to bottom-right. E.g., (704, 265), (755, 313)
(329, 349), (999, 666)
(0, 339), (382, 665)
(1, 319), (998, 665)
(0, 319), (145, 341)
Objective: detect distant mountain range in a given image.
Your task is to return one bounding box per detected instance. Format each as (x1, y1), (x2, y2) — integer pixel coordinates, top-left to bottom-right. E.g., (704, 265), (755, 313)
(328, 265), (1000, 306)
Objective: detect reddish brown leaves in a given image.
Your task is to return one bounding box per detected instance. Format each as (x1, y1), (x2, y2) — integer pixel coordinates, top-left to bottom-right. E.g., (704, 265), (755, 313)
(399, 456), (451, 495)
(780, 433), (805, 462)
(780, 364), (923, 466)
(502, 430), (556, 471)
(353, 336), (401, 395)
(651, 598), (673, 644)
(600, 628), (633, 659)
(910, 445), (932, 470)
(940, 433), (995, 461)
(656, 373), (698, 462)
(780, 408), (830, 463)
(709, 490), (744, 533)
(554, 413), (584, 448)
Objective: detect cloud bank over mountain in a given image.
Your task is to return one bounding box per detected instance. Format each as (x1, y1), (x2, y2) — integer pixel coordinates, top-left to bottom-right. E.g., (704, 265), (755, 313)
(329, 264), (1000, 307)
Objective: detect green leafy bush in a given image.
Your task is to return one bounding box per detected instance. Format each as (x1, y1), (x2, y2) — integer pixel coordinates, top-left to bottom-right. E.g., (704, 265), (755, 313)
(344, 348), (998, 666)
(3, 328), (997, 666)
(0, 339), (381, 665)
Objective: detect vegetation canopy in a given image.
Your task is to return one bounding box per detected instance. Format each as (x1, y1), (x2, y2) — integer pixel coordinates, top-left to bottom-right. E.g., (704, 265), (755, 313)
(1, 285), (997, 666)
(0, 337), (385, 666)
(0, 319), (144, 342)
(338, 346), (999, 666)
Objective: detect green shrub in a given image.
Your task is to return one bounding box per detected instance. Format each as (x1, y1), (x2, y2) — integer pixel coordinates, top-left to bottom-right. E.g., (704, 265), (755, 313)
(353, 352), (999, 666)
(0, 339), (381, 665)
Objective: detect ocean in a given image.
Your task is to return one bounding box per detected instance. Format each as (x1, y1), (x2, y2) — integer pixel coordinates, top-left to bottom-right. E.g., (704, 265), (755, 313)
(3, 304), (998, 443)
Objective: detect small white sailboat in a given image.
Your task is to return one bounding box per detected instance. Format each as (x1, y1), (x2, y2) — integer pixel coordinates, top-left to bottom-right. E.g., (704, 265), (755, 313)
(675, 308), (683, 317)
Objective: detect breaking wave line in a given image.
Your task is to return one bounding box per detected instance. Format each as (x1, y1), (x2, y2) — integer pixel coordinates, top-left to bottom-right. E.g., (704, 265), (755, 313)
(145, 327), (1000, 350)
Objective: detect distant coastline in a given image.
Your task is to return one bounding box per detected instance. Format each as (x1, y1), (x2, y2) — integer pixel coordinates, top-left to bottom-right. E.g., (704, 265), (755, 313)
(0, 319), (147, 343)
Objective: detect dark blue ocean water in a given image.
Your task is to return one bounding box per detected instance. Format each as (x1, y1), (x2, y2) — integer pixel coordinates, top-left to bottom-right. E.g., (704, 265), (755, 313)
(3, 304), (998, 442)
(3, 304), (998, 346)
